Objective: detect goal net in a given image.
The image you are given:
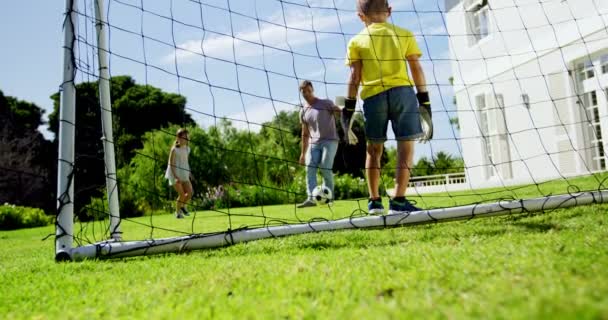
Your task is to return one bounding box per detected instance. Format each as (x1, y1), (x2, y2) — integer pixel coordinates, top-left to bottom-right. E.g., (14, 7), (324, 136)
(55, 0), (608, 261)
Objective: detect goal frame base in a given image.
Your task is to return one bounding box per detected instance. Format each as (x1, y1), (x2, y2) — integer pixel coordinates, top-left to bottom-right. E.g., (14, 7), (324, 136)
(61, 190), (607, 261)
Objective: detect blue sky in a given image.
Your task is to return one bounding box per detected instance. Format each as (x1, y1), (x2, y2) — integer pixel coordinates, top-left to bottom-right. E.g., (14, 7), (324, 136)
(0, 0), (460, 161)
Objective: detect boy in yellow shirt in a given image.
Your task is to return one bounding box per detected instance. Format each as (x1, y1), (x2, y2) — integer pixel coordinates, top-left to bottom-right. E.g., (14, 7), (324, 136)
(343, 0), (433, 214)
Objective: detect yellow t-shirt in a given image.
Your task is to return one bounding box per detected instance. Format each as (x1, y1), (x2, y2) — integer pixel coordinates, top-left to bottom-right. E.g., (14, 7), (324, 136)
(346, 22), (422, 100)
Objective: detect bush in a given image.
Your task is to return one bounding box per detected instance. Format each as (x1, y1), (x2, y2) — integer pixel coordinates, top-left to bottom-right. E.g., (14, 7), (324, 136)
(333, 174), (369, 200)
(80, 190), (149, 222)
(214, 184), (295, 209)
(0, 204), (53, 230)
(79, 196), (109, 221)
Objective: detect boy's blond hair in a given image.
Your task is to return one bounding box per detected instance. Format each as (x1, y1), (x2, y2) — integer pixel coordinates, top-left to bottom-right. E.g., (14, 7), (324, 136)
(357, 0), (389, 16)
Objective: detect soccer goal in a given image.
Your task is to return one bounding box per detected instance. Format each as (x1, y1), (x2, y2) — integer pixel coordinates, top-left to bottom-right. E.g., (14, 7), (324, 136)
(56, 0), (608, 261)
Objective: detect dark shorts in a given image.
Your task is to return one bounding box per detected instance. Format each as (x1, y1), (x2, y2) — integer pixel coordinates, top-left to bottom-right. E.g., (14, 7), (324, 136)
(362, 86), (423, 143)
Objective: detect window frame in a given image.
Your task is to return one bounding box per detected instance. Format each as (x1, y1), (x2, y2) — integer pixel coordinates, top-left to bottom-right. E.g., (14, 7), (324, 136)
(466, 0), (490, 46)
(477, 94), (495, 178)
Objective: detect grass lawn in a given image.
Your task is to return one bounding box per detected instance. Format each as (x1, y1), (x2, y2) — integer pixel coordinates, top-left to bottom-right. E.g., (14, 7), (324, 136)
(1, 174), (608, 319)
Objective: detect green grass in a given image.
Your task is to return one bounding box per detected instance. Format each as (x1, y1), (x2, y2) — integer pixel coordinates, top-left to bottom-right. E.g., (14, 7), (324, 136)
(1, 174), (608, 319)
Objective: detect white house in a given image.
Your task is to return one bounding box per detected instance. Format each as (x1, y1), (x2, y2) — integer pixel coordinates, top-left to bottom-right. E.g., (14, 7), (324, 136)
(445, 0), (608, 189)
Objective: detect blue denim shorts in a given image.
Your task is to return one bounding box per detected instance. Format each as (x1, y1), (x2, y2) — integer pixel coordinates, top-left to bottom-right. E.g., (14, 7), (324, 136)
(362, 86), (423, 143)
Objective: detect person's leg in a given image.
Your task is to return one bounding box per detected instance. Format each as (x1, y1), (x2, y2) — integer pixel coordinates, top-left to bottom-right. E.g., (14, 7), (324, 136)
(173, 182), (186, 217)
(320, 141), (338, 196)
(389, 86), (423, 197)
(366, 142), (384, 198)
(182, 181), (193, 202)
(389, 86), (424, 212)
(362, 92), (389, 200)
(181, 181), (194, 215)
(306, 143), (322, 198)
(394, 140), (415, 197)
(298, 142), (322, 207)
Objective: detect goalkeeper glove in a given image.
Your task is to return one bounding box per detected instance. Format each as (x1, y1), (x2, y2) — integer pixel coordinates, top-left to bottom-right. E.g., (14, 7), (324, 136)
(417, 92), (433, 143)
(340, 97), (358, 145)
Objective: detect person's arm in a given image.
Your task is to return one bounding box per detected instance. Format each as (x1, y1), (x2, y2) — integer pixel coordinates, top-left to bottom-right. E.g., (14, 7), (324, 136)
(407, 55), (427, 93)
(408, 54), (433, 142)
(339, 61), (361, 145)
(187, 146), (194, 181)
(332, 101), (342, 117)
(347, 61), (362, 99)
(169, 148), (180, 183)
(300, 123), (310, 165)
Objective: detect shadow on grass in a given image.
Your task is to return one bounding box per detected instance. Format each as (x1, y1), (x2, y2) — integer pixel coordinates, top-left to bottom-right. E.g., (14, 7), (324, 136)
(511, 221), (561, 232)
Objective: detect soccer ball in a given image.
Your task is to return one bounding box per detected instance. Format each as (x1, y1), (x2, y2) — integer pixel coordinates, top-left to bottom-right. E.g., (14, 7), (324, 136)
(312, 186), (333, 205)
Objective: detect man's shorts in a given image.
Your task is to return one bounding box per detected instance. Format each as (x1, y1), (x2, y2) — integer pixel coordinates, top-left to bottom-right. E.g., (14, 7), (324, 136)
(362, 86), (424, 143)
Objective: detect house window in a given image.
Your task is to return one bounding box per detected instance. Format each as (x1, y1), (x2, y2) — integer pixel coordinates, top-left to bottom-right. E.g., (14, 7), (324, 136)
(602, 55), (608, 74)
(584, 90), (606, 171)
(477, 94), (494, 177)
(466, 0), (489, 45)
(578, 60), (595, 81)
(495, 94), (513, 179)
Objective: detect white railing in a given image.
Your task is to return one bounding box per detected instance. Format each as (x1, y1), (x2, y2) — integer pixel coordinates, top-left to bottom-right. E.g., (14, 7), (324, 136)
(408, 172), (467, 188)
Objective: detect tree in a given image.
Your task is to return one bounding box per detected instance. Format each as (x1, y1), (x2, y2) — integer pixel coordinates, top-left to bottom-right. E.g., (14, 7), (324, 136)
(48, 76), (194, 218)
(112, 83), (193, 164)
(0, 91), (55, 213)
(450, 117), (460, 131)
(411, 157), (434, 176)
(49, 76), (194, 166)
(259, 110), (302, 186)
(409, 151), (465, 177)
(432, 152), (455, 174)
(117, 125), (229, 216)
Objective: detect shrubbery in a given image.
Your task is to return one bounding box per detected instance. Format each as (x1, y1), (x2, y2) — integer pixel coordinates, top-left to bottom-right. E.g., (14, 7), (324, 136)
(196, 174), (368, 211)
(213, 184), (296, 209)
(0, 204), (53, 230)
(333, 174), (369, 200)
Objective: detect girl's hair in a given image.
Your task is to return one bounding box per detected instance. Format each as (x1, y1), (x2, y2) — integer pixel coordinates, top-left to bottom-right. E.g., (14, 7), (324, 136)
(174, 128), (189, 147)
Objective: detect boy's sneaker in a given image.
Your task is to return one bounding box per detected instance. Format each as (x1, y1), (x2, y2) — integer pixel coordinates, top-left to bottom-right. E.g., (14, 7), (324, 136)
(367, 198), (384, 215)
(181, 207), (191, 216)
(297, 199), (316, 208)
(175, 211), (184, 219)
(388, 198), (421, 215)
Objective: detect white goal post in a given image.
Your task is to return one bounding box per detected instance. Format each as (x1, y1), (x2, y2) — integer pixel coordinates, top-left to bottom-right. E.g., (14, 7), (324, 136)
(56, 0), (120, 261)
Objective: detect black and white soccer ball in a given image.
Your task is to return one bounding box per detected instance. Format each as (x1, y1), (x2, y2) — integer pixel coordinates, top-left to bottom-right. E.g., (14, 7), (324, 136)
(312, 186), (333, 205)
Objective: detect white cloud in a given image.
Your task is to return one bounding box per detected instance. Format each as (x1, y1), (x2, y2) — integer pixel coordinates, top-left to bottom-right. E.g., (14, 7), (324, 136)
(166, 10), (354, 64)
(222, 100), (299, 132)
(302, 58), (347, 80)
(422, 25), (447, 35)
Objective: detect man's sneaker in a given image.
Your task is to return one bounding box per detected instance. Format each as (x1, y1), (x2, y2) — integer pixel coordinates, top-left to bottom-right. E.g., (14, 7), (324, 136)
(181, 207), (191, 216)
(175, 211), (185, 219)
(296, 199), (316, 208)
(368, 198), (384, 215)
(388, 198), (421, 215)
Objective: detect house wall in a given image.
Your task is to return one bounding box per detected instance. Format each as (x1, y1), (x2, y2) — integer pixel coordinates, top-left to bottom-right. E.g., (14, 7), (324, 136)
(446, 0), (608, 188)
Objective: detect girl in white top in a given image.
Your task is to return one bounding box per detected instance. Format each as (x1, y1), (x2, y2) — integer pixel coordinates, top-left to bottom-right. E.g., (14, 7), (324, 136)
(165, 128), (194, 219)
